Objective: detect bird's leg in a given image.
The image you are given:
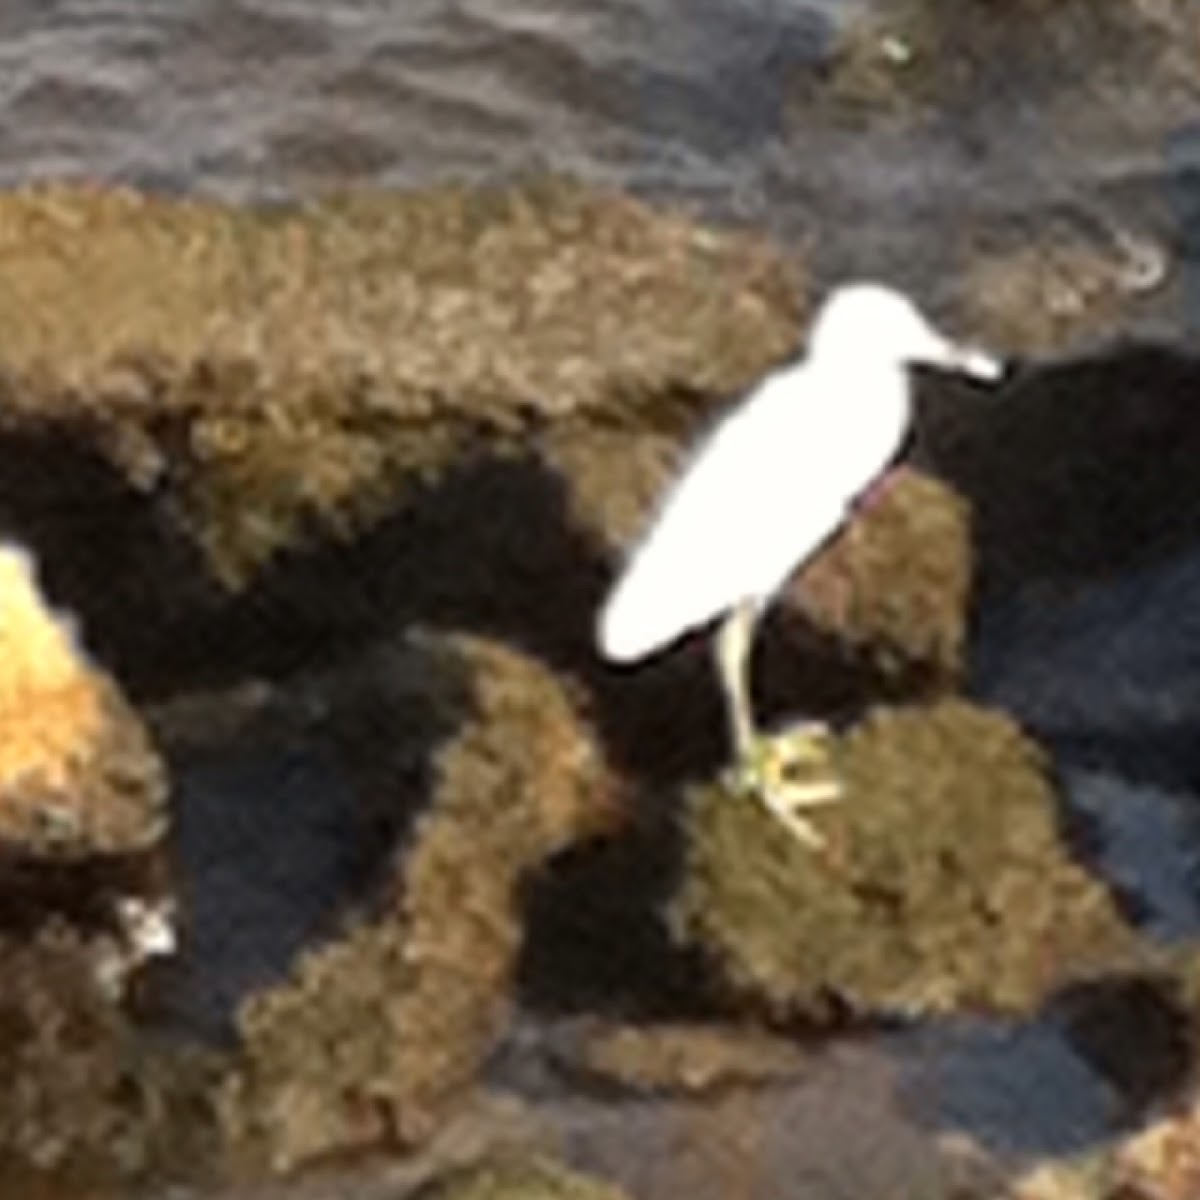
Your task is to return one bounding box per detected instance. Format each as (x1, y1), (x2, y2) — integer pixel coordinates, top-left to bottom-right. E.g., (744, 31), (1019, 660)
(715, 601), (842, 847)
(852, 463), (911, 516)
(715, 598), (759, 765)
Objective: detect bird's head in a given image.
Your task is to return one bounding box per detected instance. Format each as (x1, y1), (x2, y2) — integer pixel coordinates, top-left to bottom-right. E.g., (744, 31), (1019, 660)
(808, 282), (1002, 381)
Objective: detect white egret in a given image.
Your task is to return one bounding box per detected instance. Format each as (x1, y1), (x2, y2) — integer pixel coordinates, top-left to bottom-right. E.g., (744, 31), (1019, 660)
(597, 282), (1002, 844)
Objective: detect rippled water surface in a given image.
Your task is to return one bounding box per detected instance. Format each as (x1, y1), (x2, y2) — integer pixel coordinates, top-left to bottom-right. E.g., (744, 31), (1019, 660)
(0, 0), (840, 202)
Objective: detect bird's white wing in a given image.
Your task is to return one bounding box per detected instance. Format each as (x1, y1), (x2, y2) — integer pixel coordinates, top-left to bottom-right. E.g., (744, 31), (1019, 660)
(599, 365), (896, 661)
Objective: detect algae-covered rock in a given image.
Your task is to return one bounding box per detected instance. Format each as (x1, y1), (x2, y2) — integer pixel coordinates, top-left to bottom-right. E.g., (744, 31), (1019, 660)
(417, 1156), (632, 1200)
(783, 468), (971, 686)
(223, 634), (617, 1171)
(0, 540), (166, 857)
(539, 425), (681, 555)
(0, 924), (224, 1189)
(0, 924), (129, 1178)
(671, 700), (1135, 1020)
(0, 181), (799, 584)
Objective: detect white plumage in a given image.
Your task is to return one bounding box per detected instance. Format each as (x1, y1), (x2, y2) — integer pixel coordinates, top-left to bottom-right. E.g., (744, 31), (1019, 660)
(599, 282), (999, 661)
(595, 281), (1002, 844)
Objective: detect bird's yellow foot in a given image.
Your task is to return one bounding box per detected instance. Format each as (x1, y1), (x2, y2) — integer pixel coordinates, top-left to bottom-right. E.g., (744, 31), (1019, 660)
(726, 722), (843, 847)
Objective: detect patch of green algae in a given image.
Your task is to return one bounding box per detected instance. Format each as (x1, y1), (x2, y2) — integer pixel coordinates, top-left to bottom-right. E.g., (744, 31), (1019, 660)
(671, 700), (1136, 1020)
(0, 180), (799, 583)
(417, 1156), (631, 1200)
(222, 633), (616, 1172)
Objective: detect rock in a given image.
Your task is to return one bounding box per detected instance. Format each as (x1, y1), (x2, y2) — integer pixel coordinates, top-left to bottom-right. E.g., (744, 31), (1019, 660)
(0, 922), (225, 1192)
(222, 633), (618, 1171)
(0, 539), (173, 999)
(539, 425), (681, 556)
(558, 1020), (811, 1095)
(783, 467), (972, 687)
(416, 1156), (631, 1200)
(0, 181), (799, 584)
(0, 540), (166, 858)
(0, 924), (130, 1180)
(671, 700), (1137, 1020)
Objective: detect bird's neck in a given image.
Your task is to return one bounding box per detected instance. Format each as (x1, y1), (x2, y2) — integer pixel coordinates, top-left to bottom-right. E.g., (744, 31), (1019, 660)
(808, 354), (910, 407)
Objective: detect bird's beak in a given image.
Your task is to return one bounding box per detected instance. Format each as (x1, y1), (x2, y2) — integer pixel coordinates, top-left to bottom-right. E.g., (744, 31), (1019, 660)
(946, 343), (1005, 382)
(929, 332), (1004, 382)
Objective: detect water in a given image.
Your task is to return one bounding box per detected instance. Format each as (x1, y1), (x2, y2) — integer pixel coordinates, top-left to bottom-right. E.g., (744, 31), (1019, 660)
(0, 0), (842, 203)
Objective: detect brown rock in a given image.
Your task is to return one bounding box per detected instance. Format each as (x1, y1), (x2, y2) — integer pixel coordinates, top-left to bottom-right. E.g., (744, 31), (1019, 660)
(784, 467), (972, 686)
(671, 699), (1137, 1020)
(0, 181), (799, 584)
(417, 1156), (632, 1200)
(540, 425), (681, 556)
(563, 1020), (811, 1095)
(0, 922), (224, 1191)
(222, 633), (618, 1171)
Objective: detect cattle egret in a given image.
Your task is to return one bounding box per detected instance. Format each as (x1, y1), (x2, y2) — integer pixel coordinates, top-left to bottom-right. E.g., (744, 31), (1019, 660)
(597, 282), (1003, 844)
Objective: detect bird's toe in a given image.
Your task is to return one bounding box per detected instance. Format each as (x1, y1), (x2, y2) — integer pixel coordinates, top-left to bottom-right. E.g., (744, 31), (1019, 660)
(726, 724), (843, 846)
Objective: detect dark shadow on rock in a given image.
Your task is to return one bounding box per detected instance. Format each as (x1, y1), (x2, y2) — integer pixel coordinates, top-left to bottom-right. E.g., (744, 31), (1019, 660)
(1051, 973), (1193, 1120)
(914, 344), (1200, 595)
(151, 633), (483, 1040)
(0, 426), (226, 682)
(0, 432), (706, 781)
(5, 425), (1112, 1033)
(228, 453), (737, 790)
(0, 844), (168, 942)
(516, 825), (718, 1021)
(0, 421), (933, 789)
(0, 436), (753, 1025)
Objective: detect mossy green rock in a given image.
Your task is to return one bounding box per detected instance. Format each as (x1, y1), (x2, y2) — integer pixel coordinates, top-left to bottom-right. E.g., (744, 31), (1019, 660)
(672, 700), (1136, 1019)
